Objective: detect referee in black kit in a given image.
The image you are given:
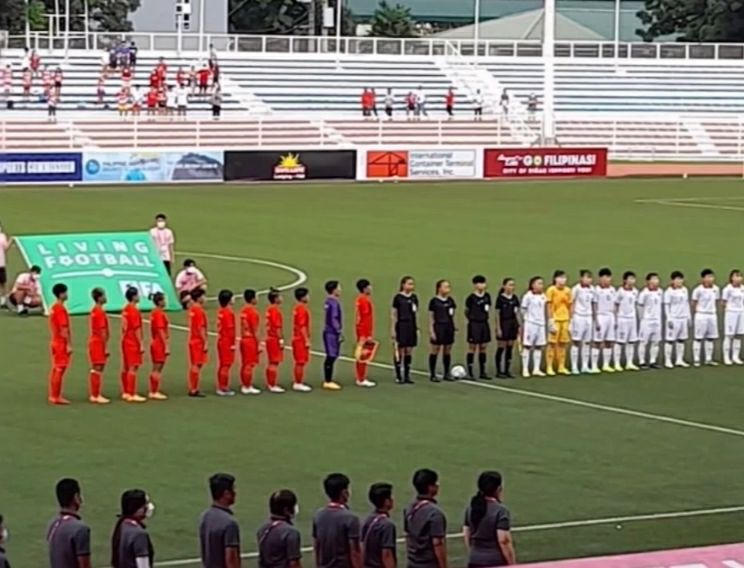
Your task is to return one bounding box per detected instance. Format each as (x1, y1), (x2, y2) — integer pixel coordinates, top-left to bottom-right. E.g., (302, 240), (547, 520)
(428, 280), (456, 382)
(465, 275), (492, 379)
(391, 276), (419, 384)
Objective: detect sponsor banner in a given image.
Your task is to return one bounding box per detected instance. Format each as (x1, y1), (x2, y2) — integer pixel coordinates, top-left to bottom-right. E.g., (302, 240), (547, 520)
(83, 151), (224, 183)
(365, 149), (479, 180)
(484, 147), (607, 178)
(224, 150), (356, 182)
(519, 542), (744, 568)
(14, 232), (180, 315)
(0, 152), (82, 183)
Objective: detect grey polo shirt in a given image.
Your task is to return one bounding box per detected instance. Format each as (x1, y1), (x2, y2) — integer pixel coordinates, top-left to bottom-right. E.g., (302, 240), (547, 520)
(199, 505), (241, 568)
(115, 519), (153, 568)
(464, 500), (511, 567)
(47, 512), (91, 568)
(312, 504), (361, 568)
(0, 546), (10, 568)
(361, 511), (397, 568)
(403, 498), (447, 568)
(256, 517), (302, 568)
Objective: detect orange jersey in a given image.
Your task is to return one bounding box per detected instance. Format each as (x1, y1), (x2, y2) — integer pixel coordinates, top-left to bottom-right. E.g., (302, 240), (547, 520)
(265, 305), (283, 339)
(240, 305), (260, 338)
(150, 307), (169, 341)
(189, 304), (207, 342)
(49, 302), (70, 344)
(121, 304), (143, 344)
(89, 305), (109, 342)
(292, 303), (310, 341)
(356, 294), (374, 338)
(217, 307), (236, 343)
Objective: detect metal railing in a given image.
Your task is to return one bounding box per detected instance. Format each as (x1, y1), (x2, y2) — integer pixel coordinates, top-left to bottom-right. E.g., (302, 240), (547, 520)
(8, 31), (744, 62)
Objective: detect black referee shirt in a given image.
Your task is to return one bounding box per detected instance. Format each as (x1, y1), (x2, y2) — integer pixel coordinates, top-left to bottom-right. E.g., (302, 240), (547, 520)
(465, 292), (491, 322)
(428, 296), (456, 324)
(393, 293), (419, 323)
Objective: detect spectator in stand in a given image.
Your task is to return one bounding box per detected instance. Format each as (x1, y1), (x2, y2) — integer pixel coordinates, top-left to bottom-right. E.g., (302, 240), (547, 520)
(473, 89), (484, 121)
(157, 86), (167, 115)
(96, 76), (106, 106)
(129, 41), (138, 68)
(53, 66), (63, 98)
(108, 45), (118, 70)
(166, 85), (177, 117)
(30, 49), (41, 77)
(43, 66), (53, 99)
(370, 88), (379, 118)
(176, 66), (187, 88)
(148, 68), (158, 90)
(118, 87), (130, 118)
(2, 65), (13, 100)
(211, 83), (222, 119)
(500, 89), (509, 116)
(384, 88), (394, 119)
(116, 41), (130, 68)
(132, 85), (144, 117)
(22, 68), (32, 100)
(361, 88), (371, 118)
(527, 92), (538, 122)
(156, 57), (168, 84)
(146, 86), (158, 117)
(212, 62), (221, 86)
(208, 43), (218, 71)
(189, 64), (197, 95)
(121, 65), (133, 90)
(47, 90), (58, 121)
(198, 63), (211, 97)
(445, 87), (455, 119)
(176, 83), (188, 118)
(415, 85), (427, 119)
(406, 91), (416, 120)
(21, 47), (31, 71)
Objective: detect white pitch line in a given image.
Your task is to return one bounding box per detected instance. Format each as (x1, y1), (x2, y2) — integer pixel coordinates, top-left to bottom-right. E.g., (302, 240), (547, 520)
(637, 199), (744, 212)
(151, 504), (744, 567)
(635, 196), (744, 203)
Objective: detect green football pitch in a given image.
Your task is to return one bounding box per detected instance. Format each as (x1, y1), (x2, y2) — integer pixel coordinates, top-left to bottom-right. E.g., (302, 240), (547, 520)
(3, 178), (744, 567)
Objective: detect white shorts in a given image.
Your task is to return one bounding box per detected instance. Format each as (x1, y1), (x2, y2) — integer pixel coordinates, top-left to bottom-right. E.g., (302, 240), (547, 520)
(593, 313), (616, 342)
(694, 314), (719, 340)
(666, 318), (689, 342)
(724, 311), (744, 336)
(616, 318), (638, 343)
(523, 321), (546, 347)
(570, 314), (593, 343)
(639, 320), (662, 343)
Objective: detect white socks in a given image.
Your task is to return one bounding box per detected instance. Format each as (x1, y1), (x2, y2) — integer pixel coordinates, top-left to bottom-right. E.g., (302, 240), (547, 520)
(522, 349), (543, 374)
(625, 343), (634, 365)
(613, 344), (623, 366)
(591, 347), (600, 369)
(522, 350), (531, 373)
(693, 340), (702, 364)
(570, 345), (580, 373)
(649, 342), (660, 364)
(602, 347), (612, 367)
(533, 349), (542, 371)
(705, 340), (714, 363)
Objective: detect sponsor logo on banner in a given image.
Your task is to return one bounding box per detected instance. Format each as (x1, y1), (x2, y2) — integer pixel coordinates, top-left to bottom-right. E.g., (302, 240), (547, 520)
(484, 147), (607, 178)
(224, 150), (356, 182)
(366, 150), (476, 179)
(366, 151), (409, 179)
(14, 232), (180, 315)
(0, 152), (82, 183)
(273, 153), (307, 180)
(83, 151), (224, 183)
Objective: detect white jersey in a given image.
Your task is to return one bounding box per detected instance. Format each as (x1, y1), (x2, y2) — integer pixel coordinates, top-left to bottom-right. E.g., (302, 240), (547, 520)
(722, 284), (744, 313)
(12, 272), (41, 295)
(571, 284), (594, 317)
(0, 232), (8, 267)
(384, 94), (394, 107)
(149, 227), (175, 261)
(663, 287), (691, 320)
(637, 288), (663, 321)
(615, 287), (638, 320)
(132, 88), (144, 104)
(593, 285), (617, 315)
(176, 87), (188, 106)
(522, 291), (546, 324)
(691, 285), (720, 315)
(166, 90), (177, 108)
(175, 267), (206, 292)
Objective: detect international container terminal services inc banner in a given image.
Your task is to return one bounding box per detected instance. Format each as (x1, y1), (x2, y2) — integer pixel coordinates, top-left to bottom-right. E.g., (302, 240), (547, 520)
(14, 232), (180, 315)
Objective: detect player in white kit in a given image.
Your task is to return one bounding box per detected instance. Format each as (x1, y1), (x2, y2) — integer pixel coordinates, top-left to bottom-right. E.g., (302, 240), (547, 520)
(614, 271), (640, 371)
(521, 276), (547, 378)
(570, 270), (595, 374)
(721, 269), (744, 365)
(592, 268), (617, 373)
(691, 268), (720, 367)
(663, 271), (691, 368)
(149, 213), (175, 275)
(637, 272), (663, 368)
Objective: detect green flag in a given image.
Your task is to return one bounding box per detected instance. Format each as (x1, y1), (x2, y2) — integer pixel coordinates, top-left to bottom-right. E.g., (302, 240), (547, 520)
(14, 232), (180, 315)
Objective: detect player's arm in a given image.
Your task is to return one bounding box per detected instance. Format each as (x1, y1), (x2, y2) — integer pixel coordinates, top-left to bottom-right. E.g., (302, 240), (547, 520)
(168, 233), (175, 265)
(74, 525), (92, 568)
(545, 288), (555, 319)
(428, 302), (436, 341)
(200, 315), (209, 346)
(432, 536), (447, 568)
(691, 289), (698, 315)
(390, 307), (398, 340)
(494, 305), (502, 339)
(224, 521), (241, 568)
(349, 538), (362, 568)
(301, 316), (311, 346)
(158, 325), (169, 353)
(462, 524), (471, 549)
(225, 546), (241, 568)
(498, 529), (516, 565)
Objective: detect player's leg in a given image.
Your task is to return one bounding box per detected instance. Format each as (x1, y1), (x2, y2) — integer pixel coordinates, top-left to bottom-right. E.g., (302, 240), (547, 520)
(556, 322), (570, 374)
(477, 343), (489, 379)
(442, 344), (453, 381)
(591, 318), (603, 373)
(705, 316), (718, 366)
(521, 330), (533, 379)
(127, 364), (146, 402)
(148, 361), (168, 400)
(466, 342), (477, 379)
(602, 318), (616, 372)
(614, 319), (627, 372)
(625, 323), (639, 371)
(693, 315), (704, 366)
(532, 325), (546, 377)
(322, 332), (342, 390)
(648, 325), (661, 368)
(545, 327), (557, 376)
(723, 312), (735, 365)
(734, 314), (744, 364)
(676, 322), (689, 367)
(429, 343), (441, 382)
(664, 321), (676, 368)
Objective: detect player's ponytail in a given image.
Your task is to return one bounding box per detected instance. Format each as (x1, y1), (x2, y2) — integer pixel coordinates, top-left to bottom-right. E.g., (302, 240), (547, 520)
(469, 471), (503, 533)
(499, 277), (514, 296)
(111, 490), (149, 568)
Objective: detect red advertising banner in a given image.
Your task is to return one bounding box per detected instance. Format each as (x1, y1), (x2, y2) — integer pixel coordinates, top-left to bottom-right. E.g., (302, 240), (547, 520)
(484, 147), (608, 178)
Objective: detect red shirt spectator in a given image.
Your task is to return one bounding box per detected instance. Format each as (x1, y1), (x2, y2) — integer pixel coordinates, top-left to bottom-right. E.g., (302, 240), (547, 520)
(361, 89), (372, 110)
(197, 67), (210, 87)
(176, 67), (187, 87)
(22, 69), (32, 93)
(122, 66), (132, 83)
(54, 69), (63, 85)
(146, 88), (158, 108)
(30, 51), (41, 73)
(445, 90), (454, 108)
(156, 60), (167, 81)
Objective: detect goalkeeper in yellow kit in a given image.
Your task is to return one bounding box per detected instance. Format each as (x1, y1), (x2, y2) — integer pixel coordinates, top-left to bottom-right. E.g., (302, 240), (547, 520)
(546, 270), (572, 375)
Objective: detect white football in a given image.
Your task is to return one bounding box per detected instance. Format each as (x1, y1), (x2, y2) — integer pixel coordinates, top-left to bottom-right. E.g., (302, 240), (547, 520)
(451, 365), (467, 379)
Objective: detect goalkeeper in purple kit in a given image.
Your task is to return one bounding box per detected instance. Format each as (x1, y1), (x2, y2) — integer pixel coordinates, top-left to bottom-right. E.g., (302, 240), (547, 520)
(323, 280), (344, 391)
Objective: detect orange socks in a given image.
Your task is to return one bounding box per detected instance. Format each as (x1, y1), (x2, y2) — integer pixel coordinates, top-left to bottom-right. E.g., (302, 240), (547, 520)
(355, 361), (368, 383)
(240, 365), (254, 388)
(149, 371), (161, 394)
(89, 370), (102, 398)
(293, 364), (305, 384)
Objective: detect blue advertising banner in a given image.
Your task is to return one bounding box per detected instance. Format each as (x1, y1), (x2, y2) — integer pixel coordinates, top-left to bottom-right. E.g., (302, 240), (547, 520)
(0, 152), (83, 183)
(83, 151), (225, 183)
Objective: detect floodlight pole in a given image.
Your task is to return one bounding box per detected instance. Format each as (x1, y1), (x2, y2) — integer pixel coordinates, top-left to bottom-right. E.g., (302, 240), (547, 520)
(542, 0), (556, 143)
(613, 0), (621, 59)
(335, 0), (342, 56)
(25, 0), (31, 49)
(199, 0), (206, 53)
(473, 0), (480, 54)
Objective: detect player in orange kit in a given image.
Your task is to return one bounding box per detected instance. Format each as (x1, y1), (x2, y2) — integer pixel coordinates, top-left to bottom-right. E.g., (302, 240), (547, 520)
(148, 292), (169, 400)
(121, 287), (146, 403)
(355, 278), (377, 388)
(216, 289), (237, 396)
(87, 288), (111, 404)
(49, 283), (71, 405)
(239, 289), (261, 395)
(265, 289), (285, 393)
(291, 287), (312, 392)
(188, 288), (208, 397)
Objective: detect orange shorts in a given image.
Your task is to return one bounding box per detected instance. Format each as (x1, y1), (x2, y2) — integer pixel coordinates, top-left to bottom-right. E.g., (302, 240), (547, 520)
(189, 340), (208, 366)
(240, 338), (259, 365)
(123, 347), (143, 368)
(292, 338), (309, 365)
(88, 340), (107, 366)
(265, 337), (283, 364)
(218, 340), (236, 366)
(150, 340), (168, 365)
(51, 341), (71, 368)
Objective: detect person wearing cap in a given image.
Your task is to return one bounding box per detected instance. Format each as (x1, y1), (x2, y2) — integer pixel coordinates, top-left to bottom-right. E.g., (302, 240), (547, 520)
(174, 259), (208, 308)
(256, 490), (302, 568)
(111, 490), (156, 568)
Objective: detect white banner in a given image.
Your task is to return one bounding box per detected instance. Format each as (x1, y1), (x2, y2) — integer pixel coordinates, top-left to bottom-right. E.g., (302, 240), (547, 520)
(359, 148), (481, 181)
(408, 150), (477, 179)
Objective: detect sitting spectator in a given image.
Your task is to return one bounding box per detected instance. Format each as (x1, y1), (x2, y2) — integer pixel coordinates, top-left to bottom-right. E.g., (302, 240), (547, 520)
(8, 266), (42, 315)
(2, 65), (13, 100)
(156, 57), (168, 84)
(30, 49), (41, 77)
(445, 87), (455, 118)
(473, 89), (484, 121)
(43, 66), (53, 99)
(53, 66), (63, 97)
(21, 47), (31, 71)
(166, 85), (177, 117)
(121, 65), (133, 89)
(146, 86), (158, 116)
(96, 75), (106, 106)
(116, 40), (130, 68)
(107, 46), (117, 71)
(118, 87), (130, 118)
(176, 66), (188, 88)
(22, 68), (31, 99)
(47, 91), (58, 121)
(175, 259), (207, 308)
(527, 92), (538, 121)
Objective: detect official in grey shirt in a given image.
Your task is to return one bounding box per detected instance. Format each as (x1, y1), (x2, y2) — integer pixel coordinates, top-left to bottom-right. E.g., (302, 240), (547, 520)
(361, 483), (397, 568)
(403, 469), (446, 568)
(199, 473), (241, 568)
(463, 472), (515, 566)
(47, 478), (92, 568)
(257, 489), (302, 568)
(111, 489), (156, 568)
(312, 473), (362, 568)
(0, 514), (11, 568)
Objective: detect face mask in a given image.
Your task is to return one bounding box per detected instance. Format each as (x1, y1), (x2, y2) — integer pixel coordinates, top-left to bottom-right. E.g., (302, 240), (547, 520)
(1, 528), (8, 542)
(293, 503), (300, 518)
(156, 221), (166, 229)
(145, 502), (155, 518)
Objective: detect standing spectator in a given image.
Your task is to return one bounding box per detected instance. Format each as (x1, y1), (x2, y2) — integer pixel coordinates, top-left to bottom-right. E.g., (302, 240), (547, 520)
(208, 43), (219, 71)
(384, 88), (394, 119)
(111, 490), (155, 568)
(500, 89), (509, 116)
(43, 66), (53, 99)
(96, 75), (106, 106)
(47, 478), (91, 568)
(415, 86), (427, 118)
(405, 92), (416, 119)
(198, 63), (211, 97)
(21, 68), (31, 100)
(176, 66), (188, 87)
(445, 88), (455, 119)
(473, 89), (484, 121)
(361, 88), (371, 118)
(212, 62), (221, 86)
(149, 214), (175, 275)
(53, 66), (63, 98)
(312, 473), (362, 568)
(256, 490), (302, 568)
(2, 65), (12, 100)
(199, 473), (241, 568)
(176, 83), (188, 118)
(121, 65), (133, 90)
(148, 68), (159, 91)
(132, 85), (144, 117)
(156, 57), (168, 84)
(129, 41), (138, 68)
(117, 87), (130, 118)
(211, 84), (222, 120)
(165, 85), (177, 117)
(108, 46), (118, 71)
(30, 49), (41, 77)
(47, 90), (58, 121)
(526, 92), (538, 122)
(404, 469), (447, 568)
(116, 41), (130, 68)
(361, 483), (396, 568)
(370, 88), (379, 118)
(157, 86), (167, 115)
(0, 513), (10, 568)
(463, 472), (515, 566)
(146, 86), (158, 117)
(21, 47), (31, 71)
(0, 224), (12, 309)
(189, 64), (198, 95)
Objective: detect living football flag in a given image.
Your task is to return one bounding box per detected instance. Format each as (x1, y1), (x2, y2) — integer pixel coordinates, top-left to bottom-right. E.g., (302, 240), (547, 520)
(15, 231), (180, 315)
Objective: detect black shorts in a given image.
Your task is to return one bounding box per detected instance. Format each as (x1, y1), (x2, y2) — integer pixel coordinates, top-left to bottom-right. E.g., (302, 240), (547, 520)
(0, 267), (6, 286)
(467, 321), (491, 345)
(396, 321), (417, 348)
(499, 319), (519, 341)
(163, 260), (172, 275)
(431, 322), (455, 346)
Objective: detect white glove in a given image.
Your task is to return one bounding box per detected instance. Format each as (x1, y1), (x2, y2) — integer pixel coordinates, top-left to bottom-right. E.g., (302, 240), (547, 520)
(548, 319), (557, 334)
